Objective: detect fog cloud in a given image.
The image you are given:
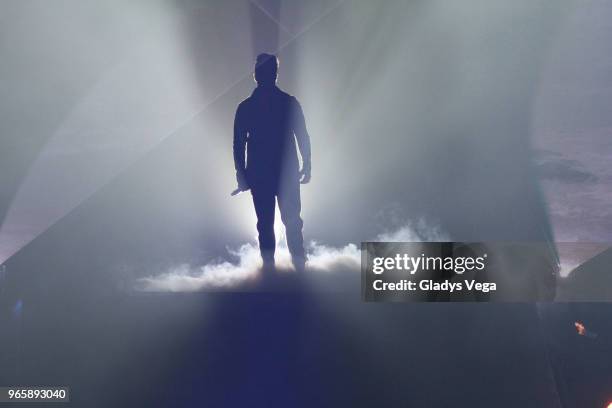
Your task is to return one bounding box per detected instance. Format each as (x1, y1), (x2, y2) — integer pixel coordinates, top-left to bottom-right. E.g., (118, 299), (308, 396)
(137, 220), (447, 291)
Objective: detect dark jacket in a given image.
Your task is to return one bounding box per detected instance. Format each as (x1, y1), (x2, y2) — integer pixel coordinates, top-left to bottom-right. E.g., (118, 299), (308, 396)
(233, 85), (311, 189)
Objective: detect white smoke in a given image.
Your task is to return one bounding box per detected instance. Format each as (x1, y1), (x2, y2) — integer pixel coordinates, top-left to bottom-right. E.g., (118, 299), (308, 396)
(375, 218), (449, 242)
(137, 243), (263, 292)
(137, 219), (448, 292)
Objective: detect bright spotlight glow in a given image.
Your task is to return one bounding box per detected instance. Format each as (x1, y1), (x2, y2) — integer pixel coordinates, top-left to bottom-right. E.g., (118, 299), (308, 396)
(0, 2), (205, 265)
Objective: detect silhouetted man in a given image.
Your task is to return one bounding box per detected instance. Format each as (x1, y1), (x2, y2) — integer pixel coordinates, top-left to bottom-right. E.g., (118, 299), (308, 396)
(233, 53), (311, 270)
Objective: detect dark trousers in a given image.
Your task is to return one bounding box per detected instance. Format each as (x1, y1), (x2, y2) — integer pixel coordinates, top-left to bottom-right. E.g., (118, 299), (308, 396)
(250, 180), (305, 262)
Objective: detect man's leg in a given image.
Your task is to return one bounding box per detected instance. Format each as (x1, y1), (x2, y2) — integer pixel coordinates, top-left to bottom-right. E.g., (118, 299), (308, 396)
(251, 187), (276, 266)
(278, 181), (305, 269)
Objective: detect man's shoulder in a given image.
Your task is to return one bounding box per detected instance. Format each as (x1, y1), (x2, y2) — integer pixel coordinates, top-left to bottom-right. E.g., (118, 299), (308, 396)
(277, 88), (298, 103)
(238, 87), (299, 109)
(276, 90), (302, 111)
(236, 97), (253, 117)
(237, 97), (252, 109)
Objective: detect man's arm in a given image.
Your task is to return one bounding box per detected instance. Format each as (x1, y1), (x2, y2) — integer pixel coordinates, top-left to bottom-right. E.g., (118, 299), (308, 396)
(233, 104), (249, 190)
(293, 98), (311, 184)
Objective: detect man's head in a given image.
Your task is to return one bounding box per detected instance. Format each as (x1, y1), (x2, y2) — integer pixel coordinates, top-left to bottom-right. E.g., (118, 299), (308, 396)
(254, 53), (278, 86)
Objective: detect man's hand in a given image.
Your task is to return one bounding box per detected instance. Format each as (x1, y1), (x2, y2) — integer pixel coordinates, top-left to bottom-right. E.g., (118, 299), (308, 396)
(299, 167), (311, 184)
(236, 170), (250, 191)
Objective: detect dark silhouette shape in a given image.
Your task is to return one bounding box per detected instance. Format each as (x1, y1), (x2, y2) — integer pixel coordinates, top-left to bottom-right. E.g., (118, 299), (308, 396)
(233, 53), (311, 270)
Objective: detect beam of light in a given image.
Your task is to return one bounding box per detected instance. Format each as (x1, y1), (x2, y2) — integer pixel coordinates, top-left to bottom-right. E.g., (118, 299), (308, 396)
(1, 0), (562, 287)
(249, 0), (294, 36)
(0, 0), (348, 266)
(0, 2), (211, 264)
